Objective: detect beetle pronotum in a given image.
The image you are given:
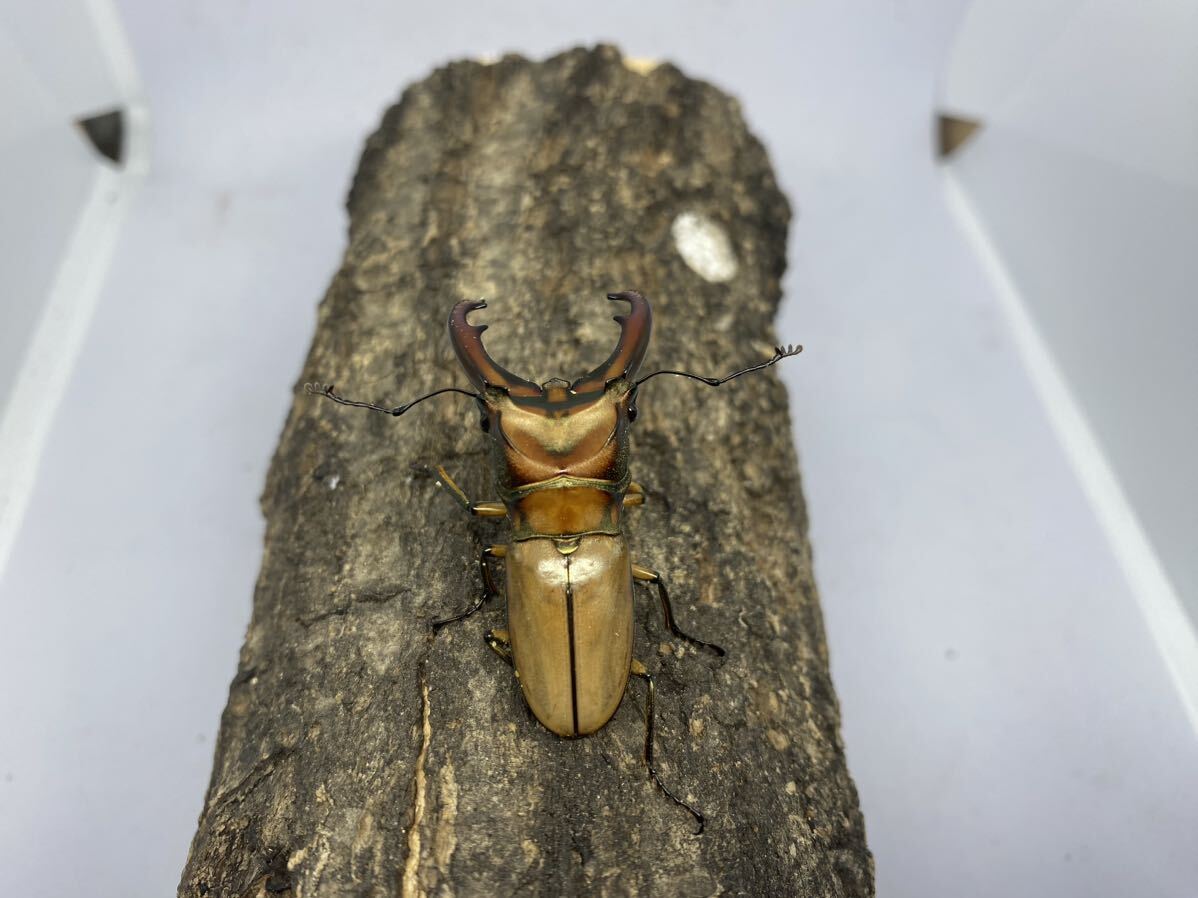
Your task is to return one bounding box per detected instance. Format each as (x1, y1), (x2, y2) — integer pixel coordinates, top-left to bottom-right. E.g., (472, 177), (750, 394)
(307, 291), (800, 833)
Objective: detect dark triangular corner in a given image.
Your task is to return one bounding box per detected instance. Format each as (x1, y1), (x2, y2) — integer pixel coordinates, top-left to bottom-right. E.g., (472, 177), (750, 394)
(76, 108), (124, 165)
(937, 113), (982, 160)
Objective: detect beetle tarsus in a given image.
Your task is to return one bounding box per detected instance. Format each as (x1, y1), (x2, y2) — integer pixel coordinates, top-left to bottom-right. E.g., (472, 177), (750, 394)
(631, 662), (705, 835)
(432, 545), (505, 630)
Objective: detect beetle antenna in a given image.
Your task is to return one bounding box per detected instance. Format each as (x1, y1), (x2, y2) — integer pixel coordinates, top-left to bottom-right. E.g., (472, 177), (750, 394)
(634, 343), (802, 390)
(304, 382), (479, 417)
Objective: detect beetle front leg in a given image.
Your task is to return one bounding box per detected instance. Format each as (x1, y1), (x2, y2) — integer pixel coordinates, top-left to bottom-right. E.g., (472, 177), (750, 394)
(631, 564), (725, 656)
(434, 465), (506, 518)
(432, 545), (506, 630)
(630, 659), (704, 835)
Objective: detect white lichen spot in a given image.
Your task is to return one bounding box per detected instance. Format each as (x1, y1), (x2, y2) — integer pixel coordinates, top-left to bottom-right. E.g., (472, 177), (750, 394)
(352, 810), (376, 857)
(327, 474), (340, 490)
(306, 833), (331, 891)
(433, 762), (459, 871)
(402, 679), (432, 898)
(522, 838), (541, 868)
(671, 211), (738, 282)
(767, 728), (791, 751)
(785, 780), (797, 795)
(623, 57), (661, 75)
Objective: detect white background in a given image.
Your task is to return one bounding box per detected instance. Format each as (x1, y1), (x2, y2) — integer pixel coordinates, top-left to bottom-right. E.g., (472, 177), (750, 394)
(1, 2), (1196, 896)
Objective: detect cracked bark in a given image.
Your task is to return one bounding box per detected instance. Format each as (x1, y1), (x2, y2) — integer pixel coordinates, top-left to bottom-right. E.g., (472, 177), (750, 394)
(179, 45), (873, 898)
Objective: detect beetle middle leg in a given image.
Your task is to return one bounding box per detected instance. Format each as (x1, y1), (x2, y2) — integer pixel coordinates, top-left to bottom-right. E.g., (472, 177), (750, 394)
(631, 564), (725, 656)
(432, 545), (506, 630)
(484, 628), (513, 665)
(623, 482), (645, 508)
(630, 659), (704, 834)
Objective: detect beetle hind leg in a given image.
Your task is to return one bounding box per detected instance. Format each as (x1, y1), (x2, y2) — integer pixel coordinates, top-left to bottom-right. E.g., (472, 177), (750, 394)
(630, 659), (704, 835)
(484, 628), (513, 666)
(432, 545), (506, 630)
(632, 564), (725, 656)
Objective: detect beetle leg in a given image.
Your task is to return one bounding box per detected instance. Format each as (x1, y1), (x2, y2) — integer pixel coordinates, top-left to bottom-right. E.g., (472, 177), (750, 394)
(631, 565), (725, 656)
(622, 482), (645, 508)
(630, 659), (704, 835)
(432, 545), (506, 630)
(434, 465), (506, 517)
(484, 628), (513, 666)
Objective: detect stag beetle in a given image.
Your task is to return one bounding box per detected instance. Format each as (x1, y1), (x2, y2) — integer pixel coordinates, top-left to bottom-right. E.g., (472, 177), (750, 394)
(307, 291), (801, 833)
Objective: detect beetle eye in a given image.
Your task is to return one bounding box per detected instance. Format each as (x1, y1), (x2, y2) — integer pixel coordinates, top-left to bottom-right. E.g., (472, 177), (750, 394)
(627, 386), (640, 423)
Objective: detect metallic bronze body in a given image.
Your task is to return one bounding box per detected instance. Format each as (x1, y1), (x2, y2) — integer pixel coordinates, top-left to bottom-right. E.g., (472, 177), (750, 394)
(450, 292), (648, 736)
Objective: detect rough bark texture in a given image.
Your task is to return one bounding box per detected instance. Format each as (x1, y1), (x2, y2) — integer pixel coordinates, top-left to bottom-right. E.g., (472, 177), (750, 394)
(180, 45), (872, 898)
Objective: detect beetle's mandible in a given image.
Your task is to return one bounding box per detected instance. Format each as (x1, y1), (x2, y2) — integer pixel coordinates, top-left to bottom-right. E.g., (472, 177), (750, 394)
(306, 290), (801, 833)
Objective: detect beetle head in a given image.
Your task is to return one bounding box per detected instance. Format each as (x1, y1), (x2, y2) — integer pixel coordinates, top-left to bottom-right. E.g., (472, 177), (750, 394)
(450, 294), (650, 488)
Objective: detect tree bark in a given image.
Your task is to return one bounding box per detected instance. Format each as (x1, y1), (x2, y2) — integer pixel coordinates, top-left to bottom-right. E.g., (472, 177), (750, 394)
(180, 45), (872, 898)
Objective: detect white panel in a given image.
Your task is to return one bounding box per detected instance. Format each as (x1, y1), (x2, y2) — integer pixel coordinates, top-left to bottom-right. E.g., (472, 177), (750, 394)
(0, 0), (124, 116)
(945, 0), (1198, 189)
(943, 0), (1198, 723)
(942, 0), (1079, 114)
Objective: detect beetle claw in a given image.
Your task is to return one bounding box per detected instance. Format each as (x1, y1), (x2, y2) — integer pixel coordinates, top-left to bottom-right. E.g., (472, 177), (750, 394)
(571, 291), (653, 393)
(448, 300), (540, 396)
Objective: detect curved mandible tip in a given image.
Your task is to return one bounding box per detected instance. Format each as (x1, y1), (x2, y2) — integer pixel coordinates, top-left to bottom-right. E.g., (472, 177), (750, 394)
(448, 300), (541, 397)
(570, 290), (653, 393)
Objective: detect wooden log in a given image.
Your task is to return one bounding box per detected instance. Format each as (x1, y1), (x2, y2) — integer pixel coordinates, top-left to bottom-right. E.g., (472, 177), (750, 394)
(180, 44), (873, 898)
